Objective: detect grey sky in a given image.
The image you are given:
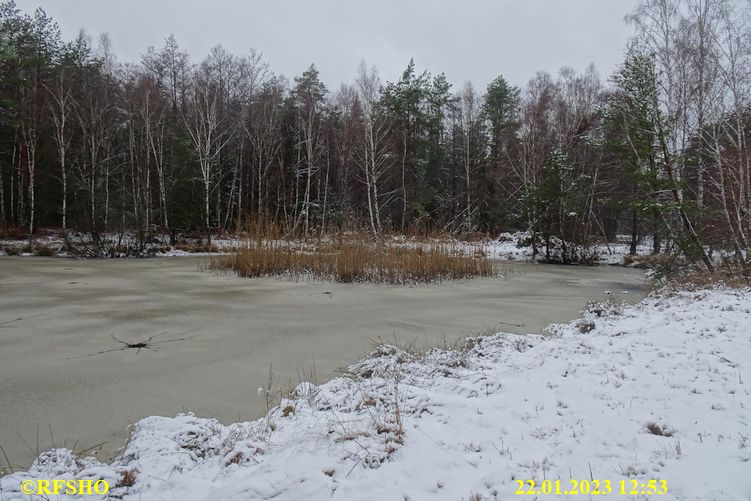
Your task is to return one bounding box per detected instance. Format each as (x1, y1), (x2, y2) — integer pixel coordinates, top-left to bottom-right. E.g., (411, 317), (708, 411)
(17, 0), (639, 90)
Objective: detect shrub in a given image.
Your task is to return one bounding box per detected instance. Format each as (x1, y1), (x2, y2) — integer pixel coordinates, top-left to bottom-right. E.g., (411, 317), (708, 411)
(174, 242), (220, 253)
(0, 226), (27, 239)
(33, 245), (58, 257)
(3, 246), (21, 256)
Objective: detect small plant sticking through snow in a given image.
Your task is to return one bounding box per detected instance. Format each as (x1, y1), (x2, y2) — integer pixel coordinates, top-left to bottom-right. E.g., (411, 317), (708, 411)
(646, 422), (674, 437)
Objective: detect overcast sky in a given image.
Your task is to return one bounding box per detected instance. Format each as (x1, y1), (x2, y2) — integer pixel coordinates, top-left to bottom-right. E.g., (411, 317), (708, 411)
(17, 0), (639, 90)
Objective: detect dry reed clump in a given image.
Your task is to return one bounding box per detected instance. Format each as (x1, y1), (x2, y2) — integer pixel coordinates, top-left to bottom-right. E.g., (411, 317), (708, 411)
(206, 240), (493, 284)
(645, 422), (674, 437)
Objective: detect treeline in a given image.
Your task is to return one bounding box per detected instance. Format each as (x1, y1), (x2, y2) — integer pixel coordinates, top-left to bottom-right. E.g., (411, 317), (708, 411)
(0, 0), (749, 272)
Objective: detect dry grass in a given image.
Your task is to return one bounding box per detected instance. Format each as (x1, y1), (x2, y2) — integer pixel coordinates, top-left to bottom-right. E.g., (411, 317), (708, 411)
(225, 451), (244, 466)
(668, 269), (750, 289)
(624, 252), (750, 287)
(117, 468), (138, 488)
(237, 217), (287, 241)
(646, 422), (674, 437)
(206, 239), (493, 284)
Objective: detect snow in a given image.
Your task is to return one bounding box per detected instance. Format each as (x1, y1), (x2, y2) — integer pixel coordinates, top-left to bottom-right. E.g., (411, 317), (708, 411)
(453, 232), (649, 265)
(477, 232), (536, 261)
(2, 287), (749, 500)
(593, 240), (654, 265)
(0, 232), (236, 258)
(1, 230), (646, 265)
(388, 232), (536, 261)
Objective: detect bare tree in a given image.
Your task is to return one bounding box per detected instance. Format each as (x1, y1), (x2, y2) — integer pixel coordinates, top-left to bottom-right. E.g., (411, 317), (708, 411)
(707, 2), (751, 274)
(75, 63), (116, 238)
(247, 77), (284, 220)
(229, 49), (267, 229)
(515, 72), (557, 239)
(458, 81), (482, 231)
(183, 60), (229, 243)
(627, 0), (715, 272)
(355, 62), (392, 235)
(143, 81), (169, 229)
(45, 66), (74, 231)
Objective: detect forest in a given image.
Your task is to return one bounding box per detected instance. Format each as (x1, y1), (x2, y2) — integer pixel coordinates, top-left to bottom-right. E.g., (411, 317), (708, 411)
(0, 0), (750, 274)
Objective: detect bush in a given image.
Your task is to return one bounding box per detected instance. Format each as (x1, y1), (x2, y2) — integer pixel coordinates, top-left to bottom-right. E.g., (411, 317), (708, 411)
(639, 254), (690, 282)
(33, 245), (58, 257)
(3, 246), (21, 256)
(174, 242), (220, 253)
(0, 226), (27, 239)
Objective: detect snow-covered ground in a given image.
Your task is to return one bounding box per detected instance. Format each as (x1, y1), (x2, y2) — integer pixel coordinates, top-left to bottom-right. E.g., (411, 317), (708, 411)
(1, 286), (749, 500)
(386, 232), (645, 265)
(0, 232), (236, 257)
(593, 240), (654, 265)
(2, 230), (647, 265)
(480, 232), (653, 265)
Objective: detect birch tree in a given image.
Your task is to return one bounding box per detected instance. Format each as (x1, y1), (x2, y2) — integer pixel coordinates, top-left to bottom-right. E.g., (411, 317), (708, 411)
(45, 62), (74, 231)
(354, 62), (392, 235)
(247, 77), (284, 219)
(291, 64), (327, 238)
(458, 82), (483, 231)
(183, 60), (228, 243)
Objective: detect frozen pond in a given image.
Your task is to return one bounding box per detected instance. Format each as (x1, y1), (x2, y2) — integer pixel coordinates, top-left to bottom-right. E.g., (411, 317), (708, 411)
(0, 256), (644, 470)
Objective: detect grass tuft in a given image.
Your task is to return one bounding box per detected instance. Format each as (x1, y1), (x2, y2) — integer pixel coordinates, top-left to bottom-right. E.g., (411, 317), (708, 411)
(117, 468), (138, 488)
(645, 422), (674, 437)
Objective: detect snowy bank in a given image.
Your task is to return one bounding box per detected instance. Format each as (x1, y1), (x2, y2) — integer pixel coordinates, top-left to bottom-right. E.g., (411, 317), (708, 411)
(1, 287), (750, 500)
(2, 230), (646, 265)
(478, 232), (653, 265)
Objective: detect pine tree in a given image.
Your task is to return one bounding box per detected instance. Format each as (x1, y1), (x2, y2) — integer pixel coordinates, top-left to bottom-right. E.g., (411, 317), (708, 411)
(482, 75), (520, 229)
